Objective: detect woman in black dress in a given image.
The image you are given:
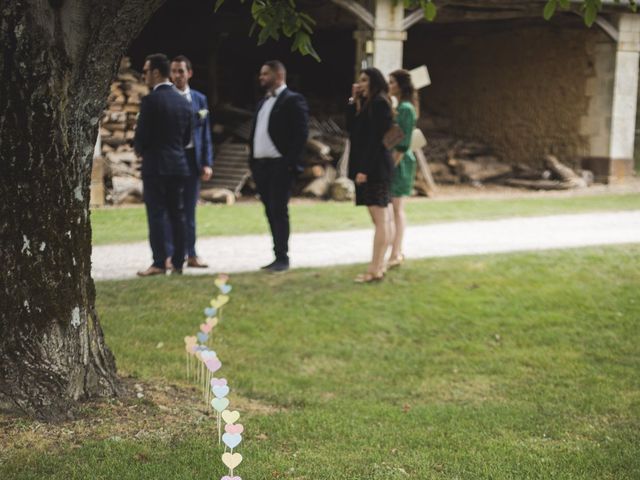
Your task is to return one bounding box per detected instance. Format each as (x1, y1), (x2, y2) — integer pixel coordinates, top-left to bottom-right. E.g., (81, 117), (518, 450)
(346, 68), (394, 283)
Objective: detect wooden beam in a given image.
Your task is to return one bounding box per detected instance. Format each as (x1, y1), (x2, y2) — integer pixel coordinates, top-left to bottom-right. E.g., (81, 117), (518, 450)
(331, 0), (375, 29)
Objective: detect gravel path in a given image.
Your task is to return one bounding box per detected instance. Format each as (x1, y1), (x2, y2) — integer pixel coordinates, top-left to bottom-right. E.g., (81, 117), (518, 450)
(92, 211), (640, 281)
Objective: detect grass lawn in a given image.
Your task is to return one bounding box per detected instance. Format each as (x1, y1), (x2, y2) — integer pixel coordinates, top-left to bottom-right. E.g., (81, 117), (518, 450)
(91, 193), (640, 245)
(2, 245), (640, 479)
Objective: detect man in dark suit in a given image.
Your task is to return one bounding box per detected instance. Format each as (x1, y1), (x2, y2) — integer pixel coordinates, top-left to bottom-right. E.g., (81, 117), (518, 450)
(163, 55), (214, 269)
(249, 60), (309, 272)
(134, 53), (192, 276)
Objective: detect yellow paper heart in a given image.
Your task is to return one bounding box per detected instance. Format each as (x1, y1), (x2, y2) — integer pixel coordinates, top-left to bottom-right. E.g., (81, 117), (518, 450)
(222, 409), (240, 425)
(217, 295), (230, 307)
(206, 316), (219, 327)
(210, 298), (222, 309)
(214, 278), (226, 287)
(222, 452), (243, 469)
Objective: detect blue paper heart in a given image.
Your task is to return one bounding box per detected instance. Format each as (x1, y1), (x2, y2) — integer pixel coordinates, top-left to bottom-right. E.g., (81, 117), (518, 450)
(197, 332), (209, 343)
(204, 307), (216, 317)
(211, 397), (230, 412)
(220, 284), (232, 294)
(222, 433), (242, 449)
(212, 385), (230, 398)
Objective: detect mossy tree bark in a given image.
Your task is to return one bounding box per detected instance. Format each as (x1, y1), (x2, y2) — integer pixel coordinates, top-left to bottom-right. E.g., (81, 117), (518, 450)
(0, 0), (164, 420)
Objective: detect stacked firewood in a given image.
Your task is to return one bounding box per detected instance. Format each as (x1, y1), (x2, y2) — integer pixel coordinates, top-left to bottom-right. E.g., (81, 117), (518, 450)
(98, 57), (147, 204)
(419, 131), (590, 190)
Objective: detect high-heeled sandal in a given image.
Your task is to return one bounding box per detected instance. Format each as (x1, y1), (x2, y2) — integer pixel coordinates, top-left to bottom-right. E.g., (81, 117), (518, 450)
(387, 254), (405, 269)
(354, 271), (384, 283)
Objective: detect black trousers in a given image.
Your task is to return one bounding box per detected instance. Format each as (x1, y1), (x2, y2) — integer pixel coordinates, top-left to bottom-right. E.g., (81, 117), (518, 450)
(252, 158), (292, 262)
(143, 175), (187, 270)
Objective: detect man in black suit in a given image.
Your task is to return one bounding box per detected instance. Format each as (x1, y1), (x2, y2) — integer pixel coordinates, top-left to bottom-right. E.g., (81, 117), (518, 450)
(249, 60), (309, 272)
(134, 53), (192, 276)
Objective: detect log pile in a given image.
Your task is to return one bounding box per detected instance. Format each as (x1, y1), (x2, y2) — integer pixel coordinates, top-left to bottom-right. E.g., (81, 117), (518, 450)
(420, 131), (591, 191)
(99, 57), (147, 204)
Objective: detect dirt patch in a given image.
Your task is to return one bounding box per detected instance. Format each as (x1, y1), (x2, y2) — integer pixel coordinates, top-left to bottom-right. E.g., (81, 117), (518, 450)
(0, 376), (280, 460)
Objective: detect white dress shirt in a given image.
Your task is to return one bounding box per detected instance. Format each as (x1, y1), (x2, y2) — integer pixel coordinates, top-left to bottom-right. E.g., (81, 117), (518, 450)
(178, 86), (194, 149)
(153, 81), (173, 91)
(253, 84), (287, 159)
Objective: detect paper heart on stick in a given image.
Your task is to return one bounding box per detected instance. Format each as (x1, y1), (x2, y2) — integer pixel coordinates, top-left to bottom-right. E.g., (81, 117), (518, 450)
(212, 385), (230, 398)
(222, 410), (240, 425)
(211, 295), (230, 309)
(201, 350), (217, 361)
(211, 377), (228, 387)
(222, 452), (243, 470)
(200, 323), (212, 334)
(197, 332), (209, 343)
(206, 316), (219, 327)
(214, 278), (226, 288)
(211, 397), (230, 412)
(225, 423), (244, 434)
(184, 336), (197, 345)
(205, 358), (222, 373)
(222, 433), (242, 449)
(204, 307), (217, 317)
(220, 284), (232, 295)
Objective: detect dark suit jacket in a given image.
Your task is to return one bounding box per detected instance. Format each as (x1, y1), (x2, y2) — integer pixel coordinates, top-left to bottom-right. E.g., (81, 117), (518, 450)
(249, 88), (309, 173)
(188, 89), (214, 173)
(134, 84), (192, 177)
(346, 95), (393, 183)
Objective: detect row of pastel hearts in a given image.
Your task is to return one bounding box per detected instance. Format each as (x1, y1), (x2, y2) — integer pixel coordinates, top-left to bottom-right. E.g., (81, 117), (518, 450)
(185, 275), (244, 479)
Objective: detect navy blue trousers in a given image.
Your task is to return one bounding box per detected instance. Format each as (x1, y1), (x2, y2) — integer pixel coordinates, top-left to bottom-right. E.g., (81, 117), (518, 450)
(143, 175), (186, 270)
(165, 149), (200, 258)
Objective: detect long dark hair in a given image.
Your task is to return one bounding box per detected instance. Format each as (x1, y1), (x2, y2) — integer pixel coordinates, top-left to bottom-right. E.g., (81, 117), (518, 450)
(390, 69), (419, 115)
(361, 67), (391, 111)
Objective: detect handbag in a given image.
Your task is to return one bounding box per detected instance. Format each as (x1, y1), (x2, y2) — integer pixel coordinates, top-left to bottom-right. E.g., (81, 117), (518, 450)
(410, 128), (427, 151)
(383, 123), (405, 150)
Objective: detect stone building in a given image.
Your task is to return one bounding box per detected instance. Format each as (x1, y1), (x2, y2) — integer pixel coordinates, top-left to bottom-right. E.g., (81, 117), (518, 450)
(128, 0), (640, 181)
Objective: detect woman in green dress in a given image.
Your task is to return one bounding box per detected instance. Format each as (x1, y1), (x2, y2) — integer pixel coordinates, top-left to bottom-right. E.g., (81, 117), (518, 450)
(387, 69), (418, 268)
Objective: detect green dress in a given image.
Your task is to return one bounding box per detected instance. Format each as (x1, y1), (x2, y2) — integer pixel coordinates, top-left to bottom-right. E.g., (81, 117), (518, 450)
(390, 101), (417, 197)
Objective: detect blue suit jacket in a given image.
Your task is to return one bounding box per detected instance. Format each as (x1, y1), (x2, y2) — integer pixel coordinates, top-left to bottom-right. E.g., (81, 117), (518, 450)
(134, 84), (192, 177)
(188, 89), (214, 174)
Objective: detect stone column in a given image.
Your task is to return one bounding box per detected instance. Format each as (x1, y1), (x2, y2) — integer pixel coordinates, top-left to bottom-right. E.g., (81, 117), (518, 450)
(372, 0), (407, 76)
(609, 13), (640, 181)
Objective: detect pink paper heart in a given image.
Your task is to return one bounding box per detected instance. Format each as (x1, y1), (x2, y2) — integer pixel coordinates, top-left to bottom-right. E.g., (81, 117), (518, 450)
(225, 423), (244, 434)
(221, 476), (241, 480)
(200, 323), (212, 333)
(205, 358), (222, 372)
(211, 378), (228, 387)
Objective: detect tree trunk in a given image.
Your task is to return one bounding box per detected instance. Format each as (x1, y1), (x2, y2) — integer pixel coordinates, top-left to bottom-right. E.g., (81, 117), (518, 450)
(0, 0), (164, 420)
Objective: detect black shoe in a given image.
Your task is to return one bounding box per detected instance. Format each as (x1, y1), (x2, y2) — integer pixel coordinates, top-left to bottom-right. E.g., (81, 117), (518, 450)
(261, 260), (277, 270)
(266, 260), (289, 273)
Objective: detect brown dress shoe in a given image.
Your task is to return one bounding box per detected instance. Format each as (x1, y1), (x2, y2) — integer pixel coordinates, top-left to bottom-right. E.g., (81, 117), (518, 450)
(187, 256), (208, 268)
(137, 266), (166, 277)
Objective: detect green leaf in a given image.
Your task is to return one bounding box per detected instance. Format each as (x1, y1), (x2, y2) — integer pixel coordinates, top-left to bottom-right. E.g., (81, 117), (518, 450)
(424, 1), (437, 21)
(544, 0), (557, 20)
(584, 2), (598, 26)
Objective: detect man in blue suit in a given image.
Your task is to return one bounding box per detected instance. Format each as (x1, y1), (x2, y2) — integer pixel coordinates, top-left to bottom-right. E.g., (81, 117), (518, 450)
(164, 55), (214, 269)
(135, 53), (192, 276)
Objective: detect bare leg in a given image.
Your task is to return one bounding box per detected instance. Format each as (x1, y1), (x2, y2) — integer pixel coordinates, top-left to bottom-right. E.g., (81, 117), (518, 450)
(367, 205), (389, 275)
(386, 201), (396, 263)
(390, 197), (405, 260)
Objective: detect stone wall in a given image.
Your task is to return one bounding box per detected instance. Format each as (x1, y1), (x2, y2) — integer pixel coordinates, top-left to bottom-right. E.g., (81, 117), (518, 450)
(405, 18), (611, 168)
